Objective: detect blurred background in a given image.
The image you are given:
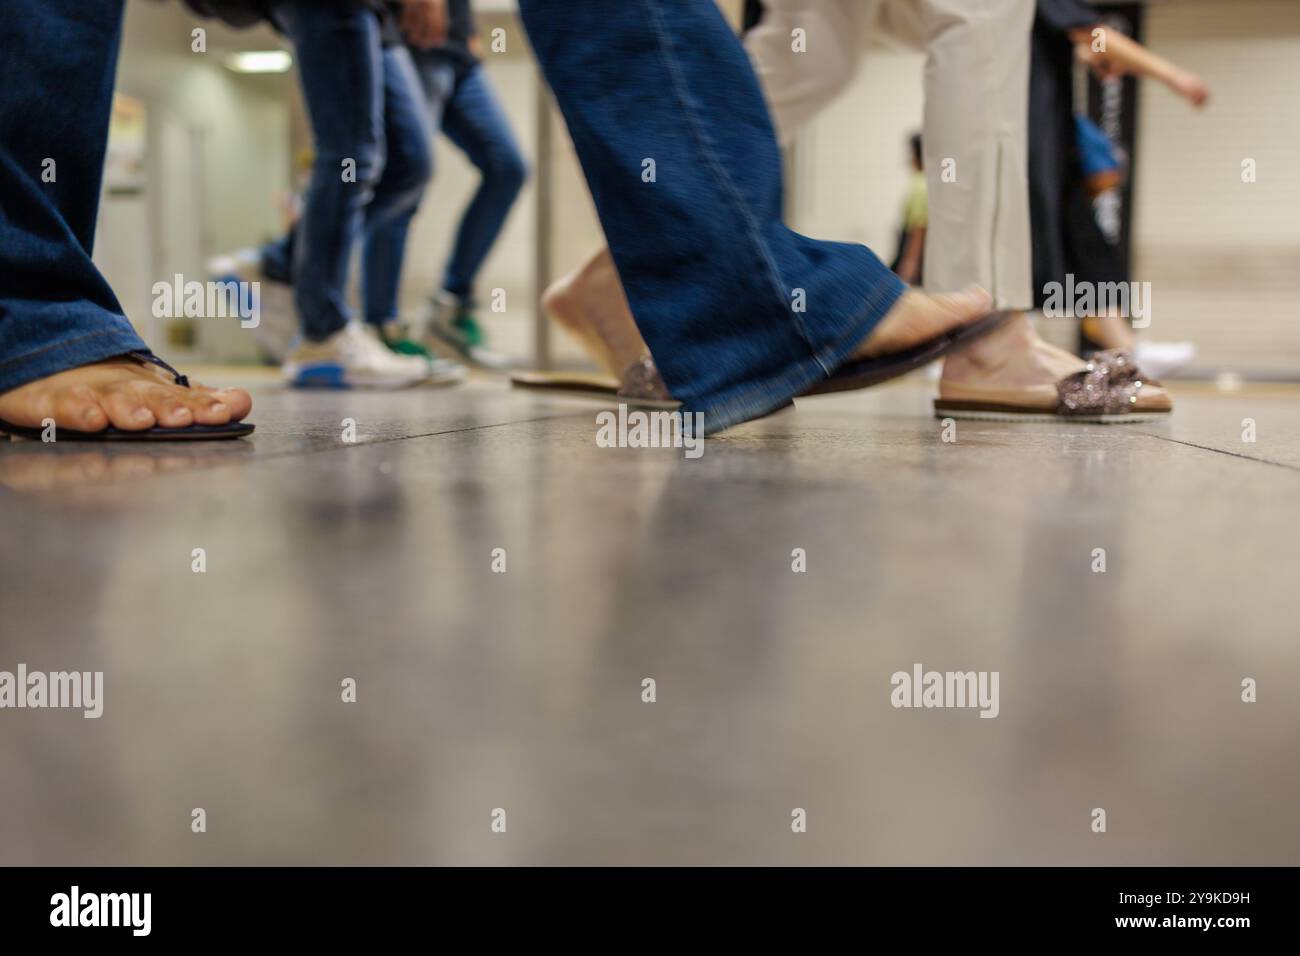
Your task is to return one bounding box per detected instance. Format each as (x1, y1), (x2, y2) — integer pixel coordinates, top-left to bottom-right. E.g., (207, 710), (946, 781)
(97, 0), (1300, 377)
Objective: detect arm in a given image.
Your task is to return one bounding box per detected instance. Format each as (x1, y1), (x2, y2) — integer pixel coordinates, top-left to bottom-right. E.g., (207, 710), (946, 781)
(1070, 25), (1210, 107)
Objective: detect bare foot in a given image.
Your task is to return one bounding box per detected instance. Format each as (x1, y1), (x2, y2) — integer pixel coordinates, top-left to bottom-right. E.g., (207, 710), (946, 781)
(542, 247), (648, 379)
(853, 287), (994, 360)
(940, 312), (1085, 390)
(0, 356), (253, 433)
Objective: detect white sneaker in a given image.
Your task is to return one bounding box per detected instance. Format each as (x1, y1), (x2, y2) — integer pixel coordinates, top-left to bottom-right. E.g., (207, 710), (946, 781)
(282, 322), (431, 389)
(1134, 341), (1196, 380)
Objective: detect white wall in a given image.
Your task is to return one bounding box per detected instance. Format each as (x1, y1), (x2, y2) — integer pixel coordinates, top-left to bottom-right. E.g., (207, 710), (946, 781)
(1131, 0), (1300, 374)
(97, 0), (292, 363)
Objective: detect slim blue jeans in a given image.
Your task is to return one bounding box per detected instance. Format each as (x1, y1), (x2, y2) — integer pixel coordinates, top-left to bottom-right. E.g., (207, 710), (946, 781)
(518, 0), (906, 430)
(271, 1), (434, 341)
(0, 0), (149, 394)
(365, 58), (529, 322)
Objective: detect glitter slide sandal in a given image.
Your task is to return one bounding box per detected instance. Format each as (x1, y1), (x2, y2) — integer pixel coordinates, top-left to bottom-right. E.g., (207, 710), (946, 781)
(933, 349), (1173, 423)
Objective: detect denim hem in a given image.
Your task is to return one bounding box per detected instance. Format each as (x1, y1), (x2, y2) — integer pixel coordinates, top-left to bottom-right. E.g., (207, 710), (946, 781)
(811, 270), (908, 372)
(0, 326), (149, 395)
(689, 276), (907, 435)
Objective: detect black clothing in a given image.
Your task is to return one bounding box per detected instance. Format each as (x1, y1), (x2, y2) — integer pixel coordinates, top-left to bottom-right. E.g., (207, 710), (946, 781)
(1029, 0), (1126, 310)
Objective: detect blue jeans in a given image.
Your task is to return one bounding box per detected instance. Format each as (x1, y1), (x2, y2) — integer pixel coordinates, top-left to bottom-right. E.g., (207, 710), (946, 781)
(271, 1), (434, 341)
(518, 0), (905, 430)
(365, 58), (528, 321)
(0, 0), (148, 395)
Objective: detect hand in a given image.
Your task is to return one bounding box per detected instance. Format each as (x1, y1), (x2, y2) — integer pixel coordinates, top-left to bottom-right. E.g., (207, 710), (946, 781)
(402, 0), (448, 50)
(1170, 70), (1210, 107)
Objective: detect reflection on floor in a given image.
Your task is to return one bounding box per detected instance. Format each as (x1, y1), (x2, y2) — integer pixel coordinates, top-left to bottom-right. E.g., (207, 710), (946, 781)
(2, 374), (1297, 865)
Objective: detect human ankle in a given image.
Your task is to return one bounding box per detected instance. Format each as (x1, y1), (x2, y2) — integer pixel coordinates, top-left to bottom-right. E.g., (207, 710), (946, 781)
(542, 276), (582, 326)
(941, 313), (1035, 380)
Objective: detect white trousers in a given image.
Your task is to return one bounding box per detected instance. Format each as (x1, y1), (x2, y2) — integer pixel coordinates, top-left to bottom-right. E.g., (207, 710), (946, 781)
(745, 0), (1035, 309)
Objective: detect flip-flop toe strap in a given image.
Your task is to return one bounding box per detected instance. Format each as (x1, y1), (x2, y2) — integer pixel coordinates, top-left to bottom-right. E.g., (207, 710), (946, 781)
(127, 351), (190, 388)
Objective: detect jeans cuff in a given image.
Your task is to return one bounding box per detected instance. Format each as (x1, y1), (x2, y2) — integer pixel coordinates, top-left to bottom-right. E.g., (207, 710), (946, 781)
(0, 326), (149, 395)
(686, 275), (907, 434)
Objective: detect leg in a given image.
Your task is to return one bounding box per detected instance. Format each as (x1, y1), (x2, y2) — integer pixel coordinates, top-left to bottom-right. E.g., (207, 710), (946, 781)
(929, 0), (1079, 390)
(363, 53), (454, 330)
(542, 247), (649, 379)
(438, 63), (530, 301)
(273, 0), (387, 340)
(271, 2), (431, 388)
(546, 0), (868, 383)
(0, 0), (250, 433)
(0, 0), (143, 389)
(519, 0), (917, 428)
(360, 45), (436, 327)
(919, 0), (1034, 309)
(743, 0), (868, 145)
(932, 0), (1167, 414)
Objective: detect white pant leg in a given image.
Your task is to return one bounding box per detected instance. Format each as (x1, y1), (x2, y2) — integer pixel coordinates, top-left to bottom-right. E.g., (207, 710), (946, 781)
(918, 0), (1034, 308)
(746, 0), (1034, 308)
(744, 0), (869, 146)
(872, 0), (926, 49)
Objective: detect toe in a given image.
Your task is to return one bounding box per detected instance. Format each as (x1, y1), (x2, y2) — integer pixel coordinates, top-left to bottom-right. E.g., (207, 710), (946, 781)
(54, 386), (109, 433)
(101, 385), (157, 431)
(183, 389), (234, 426)
(140, 384), (195, 428)
(194, 384), (252, 422)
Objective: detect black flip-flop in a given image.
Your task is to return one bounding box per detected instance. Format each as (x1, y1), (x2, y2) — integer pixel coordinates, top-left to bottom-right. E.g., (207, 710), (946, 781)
(0, 352), (254, 442)
(798, 310), (1016, 397)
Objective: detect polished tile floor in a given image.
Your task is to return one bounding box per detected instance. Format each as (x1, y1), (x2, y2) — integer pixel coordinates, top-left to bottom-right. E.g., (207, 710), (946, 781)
(1, 374), (1297, 865)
